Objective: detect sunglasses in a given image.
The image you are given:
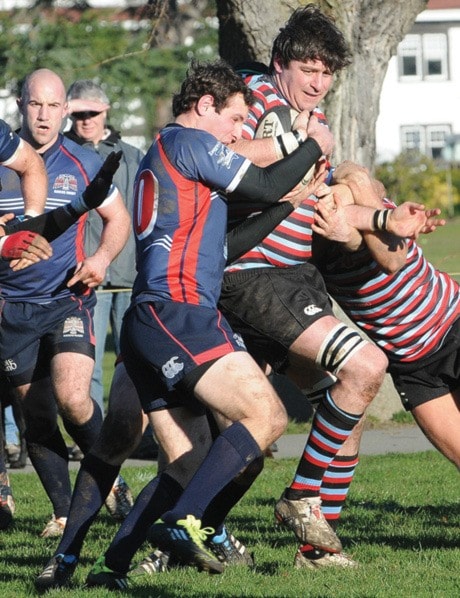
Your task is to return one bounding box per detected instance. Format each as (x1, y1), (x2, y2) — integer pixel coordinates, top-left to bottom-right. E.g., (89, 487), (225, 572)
(72, 111), (102, 120)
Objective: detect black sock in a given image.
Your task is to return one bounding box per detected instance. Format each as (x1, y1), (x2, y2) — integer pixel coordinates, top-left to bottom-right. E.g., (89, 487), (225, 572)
(27, 427), (71, 518)
(201, 456), (264, 530)
(62, 399), (103, 454)
(105, 473), (183, 573)
(54, 453), (120, 559)
(164, 422), (262, 523)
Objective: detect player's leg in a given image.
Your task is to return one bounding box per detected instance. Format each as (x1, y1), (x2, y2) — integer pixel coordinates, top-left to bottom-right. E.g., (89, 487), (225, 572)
(276, 315), (386, 552)
(35, 361), (145, 591)
(12, 375), (72, 536)
(411, 392), (460, 470)
(118, 301), (286, 573)
(0, 405), (15, 530)
(50, 301), (134, 522)
(391, 343), (460, 471)
(149, 350), (286, 573)
(90, 406), (213, 588)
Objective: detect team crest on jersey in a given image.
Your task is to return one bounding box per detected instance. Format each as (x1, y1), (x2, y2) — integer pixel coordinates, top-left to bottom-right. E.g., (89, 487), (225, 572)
(63, 317), (85, 337)
(53, 173), (78, 196)
(209, 142), (238, 169)
(162, 356), (184, 379)
(1, 358), (17, 372)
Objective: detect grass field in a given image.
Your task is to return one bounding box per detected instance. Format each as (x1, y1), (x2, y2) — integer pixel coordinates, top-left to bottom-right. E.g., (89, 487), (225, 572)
(2, 451), (459, 597)
(4, 216), (459, 596)
(417, 215), (460, 282)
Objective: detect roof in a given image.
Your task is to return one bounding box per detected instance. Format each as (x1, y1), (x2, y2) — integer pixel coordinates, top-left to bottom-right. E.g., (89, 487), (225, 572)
(427, 0), (460, 9)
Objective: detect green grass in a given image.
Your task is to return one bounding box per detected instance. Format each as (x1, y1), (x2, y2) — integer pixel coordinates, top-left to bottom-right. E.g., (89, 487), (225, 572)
(418, 215), (460, 282)
(3, 452), (459, 597)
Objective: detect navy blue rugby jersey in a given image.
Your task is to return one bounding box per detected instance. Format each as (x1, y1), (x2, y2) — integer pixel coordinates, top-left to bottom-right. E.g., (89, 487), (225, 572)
(0, 134), (117, 301)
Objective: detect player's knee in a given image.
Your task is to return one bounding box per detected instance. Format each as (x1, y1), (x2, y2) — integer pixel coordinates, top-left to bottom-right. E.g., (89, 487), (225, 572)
(267, 396), (288, 441)
(342, 343), (387, 396)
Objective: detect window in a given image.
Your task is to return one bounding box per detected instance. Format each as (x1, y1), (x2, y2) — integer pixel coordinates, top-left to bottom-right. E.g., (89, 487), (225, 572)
(401, 124), (451, 159)
(398, 33), (448, 81)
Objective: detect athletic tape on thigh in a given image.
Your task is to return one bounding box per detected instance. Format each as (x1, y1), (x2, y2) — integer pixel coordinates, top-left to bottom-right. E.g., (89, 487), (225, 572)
(315, 324), (368, 374)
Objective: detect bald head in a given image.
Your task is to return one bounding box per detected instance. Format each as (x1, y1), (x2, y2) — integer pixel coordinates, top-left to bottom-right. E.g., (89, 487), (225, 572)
(18, 69), (68, 152)
(21, 69), (66, 104)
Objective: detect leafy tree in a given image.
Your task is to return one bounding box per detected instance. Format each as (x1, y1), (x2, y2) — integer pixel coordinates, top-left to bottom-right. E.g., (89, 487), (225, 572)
(376, 151), (460, 216)
(0, 5), (218, 139)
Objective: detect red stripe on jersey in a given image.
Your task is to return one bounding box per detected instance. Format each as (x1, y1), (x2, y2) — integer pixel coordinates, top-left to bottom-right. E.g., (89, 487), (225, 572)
(157, 141), (211, 305)
(59, 144), (92, 269)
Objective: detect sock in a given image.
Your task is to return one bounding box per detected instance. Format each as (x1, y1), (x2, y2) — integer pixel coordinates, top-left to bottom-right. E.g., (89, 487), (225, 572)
(163, 422), (262, 524)
(62, 399), (103, 454)
(320, 454), (359, 529)
(54, 454), (120, 559)
(201, 455), (264, 531)
(27, 427), (71, 518)
(286, 391), (362, 499)
(105, 473), (183, 574)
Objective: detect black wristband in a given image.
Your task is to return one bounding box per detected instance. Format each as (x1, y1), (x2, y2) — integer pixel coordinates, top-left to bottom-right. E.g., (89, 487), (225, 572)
(372, 209), (390, 231)
(292, 129), (305, 145)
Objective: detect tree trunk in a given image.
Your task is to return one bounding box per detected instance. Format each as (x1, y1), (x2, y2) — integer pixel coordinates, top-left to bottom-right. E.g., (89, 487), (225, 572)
(217, 0), (428, 169)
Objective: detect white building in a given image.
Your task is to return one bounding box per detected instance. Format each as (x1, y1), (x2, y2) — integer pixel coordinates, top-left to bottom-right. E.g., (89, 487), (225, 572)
(376, 0), (460, 163)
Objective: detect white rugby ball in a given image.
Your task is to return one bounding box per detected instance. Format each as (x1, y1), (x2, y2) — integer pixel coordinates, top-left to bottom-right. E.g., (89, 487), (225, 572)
(254, 105), (315, 186)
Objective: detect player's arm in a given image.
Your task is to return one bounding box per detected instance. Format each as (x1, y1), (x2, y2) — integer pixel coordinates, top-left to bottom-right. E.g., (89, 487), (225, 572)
(4, 138), (48, 217)
(227, 202), (295, 263)
(66, 190), (130, 288)
(1, 152), (122, 241)
(234, 118), (333, 206)
(227, 161), (328, 263)
(232, 111), (333, 168)
(231, 137), (280, 167)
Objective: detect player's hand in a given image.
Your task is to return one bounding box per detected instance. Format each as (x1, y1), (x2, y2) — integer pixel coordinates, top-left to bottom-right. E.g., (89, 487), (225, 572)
(291, 108), (310, 132)
(313, 193), (358, 244)
(419, 208), (446, 235)
(71, 151), (122, 214)
(283, 159), (328, 207)
(306, 114), (334, 158)
(0, 213), (16, 230)
(67, 254), (108, 289)
(2, 231), (53, 270)
(386, 202), (428, 239)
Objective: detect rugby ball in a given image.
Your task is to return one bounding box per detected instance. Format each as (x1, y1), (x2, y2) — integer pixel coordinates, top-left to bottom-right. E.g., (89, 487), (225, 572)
(254, 105), (315, 186)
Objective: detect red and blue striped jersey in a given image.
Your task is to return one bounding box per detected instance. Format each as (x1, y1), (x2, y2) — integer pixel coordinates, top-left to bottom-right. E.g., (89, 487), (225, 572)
(132, 124), (251, 309)
(0, 134), (117, 302)
(227, 73), (327, 271)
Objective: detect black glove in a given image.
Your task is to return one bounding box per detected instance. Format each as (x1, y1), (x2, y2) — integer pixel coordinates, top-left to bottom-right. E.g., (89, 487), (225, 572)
(71, 150), (123, 214)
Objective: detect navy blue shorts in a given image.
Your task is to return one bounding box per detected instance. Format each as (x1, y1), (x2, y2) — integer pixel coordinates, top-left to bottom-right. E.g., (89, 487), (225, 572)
(120, 300), (246, 413)
(0, 294), (96, 385)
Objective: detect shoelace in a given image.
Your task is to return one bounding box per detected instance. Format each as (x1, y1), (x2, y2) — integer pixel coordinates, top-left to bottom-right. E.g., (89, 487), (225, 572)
(176, 515), (215, 546)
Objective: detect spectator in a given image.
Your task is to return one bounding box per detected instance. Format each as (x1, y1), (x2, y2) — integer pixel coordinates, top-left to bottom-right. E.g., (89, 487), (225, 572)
(65, 80), (144, 415)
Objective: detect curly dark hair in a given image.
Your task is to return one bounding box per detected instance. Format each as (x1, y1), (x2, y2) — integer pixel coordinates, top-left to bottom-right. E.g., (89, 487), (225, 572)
(269, 4), (351, 73)
(172, 60), (254, 117)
